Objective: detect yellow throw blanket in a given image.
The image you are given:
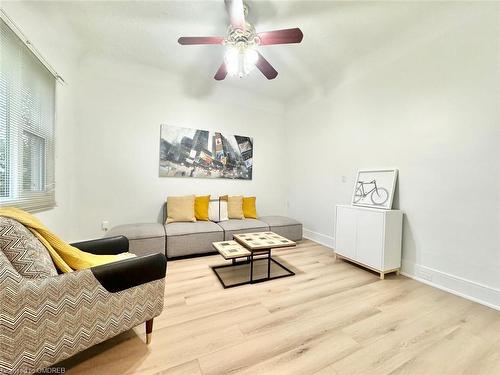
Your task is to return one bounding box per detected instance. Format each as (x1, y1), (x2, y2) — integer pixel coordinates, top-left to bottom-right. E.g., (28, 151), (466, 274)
(0, 207), (134, 273)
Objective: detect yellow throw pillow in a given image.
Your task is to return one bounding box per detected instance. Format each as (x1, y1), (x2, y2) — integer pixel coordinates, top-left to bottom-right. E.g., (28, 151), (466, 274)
(166, 195), (196, 224)
(195, 195), (210, 221)
(242, 196), (257, 219)
(227, 196), (244, 219)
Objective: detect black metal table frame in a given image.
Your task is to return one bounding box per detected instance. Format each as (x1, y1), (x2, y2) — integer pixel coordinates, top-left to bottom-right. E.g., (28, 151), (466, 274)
(211, 248), (295, 289)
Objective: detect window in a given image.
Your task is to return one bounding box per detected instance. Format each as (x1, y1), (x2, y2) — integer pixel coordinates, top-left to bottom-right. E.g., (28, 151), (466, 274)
(0, 18), (55, 212)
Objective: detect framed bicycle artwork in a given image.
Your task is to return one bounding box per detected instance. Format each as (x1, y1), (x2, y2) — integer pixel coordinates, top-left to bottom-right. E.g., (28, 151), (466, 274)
(351, 169), (398, 209)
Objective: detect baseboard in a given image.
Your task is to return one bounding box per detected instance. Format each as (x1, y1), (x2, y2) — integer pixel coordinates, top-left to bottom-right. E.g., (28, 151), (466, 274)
(401, 260), (500, 311)
(303, 228), (334, 249)
(302, 231), (500, 311)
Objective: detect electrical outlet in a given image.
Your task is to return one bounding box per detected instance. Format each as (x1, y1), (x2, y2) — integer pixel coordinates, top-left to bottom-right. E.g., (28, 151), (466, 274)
(341, 175), (347, 183)
(101, 220), (110, 231)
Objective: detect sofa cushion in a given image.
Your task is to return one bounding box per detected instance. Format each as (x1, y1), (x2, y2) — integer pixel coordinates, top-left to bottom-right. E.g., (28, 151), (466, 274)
(165, 221), (223, 258)
(227, 196), (244, 219)
(0, 216), (58, 278)
(216, 219), (268, 231)
(105, 223), (165, 257)
(208, 200), (228, 222)
(195, 195), (210, 221)
(165, 221), (223, 236)
(217, 219), (269, 241)
(106, 223), (165, 240)
(243, 196), (257, 219)
(165, 195), (196, 224)
(258, 216), (301, 227)
(258, 216), (303, 242)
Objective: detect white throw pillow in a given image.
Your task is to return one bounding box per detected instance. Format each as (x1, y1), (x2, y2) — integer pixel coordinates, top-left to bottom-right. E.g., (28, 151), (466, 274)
(208, 200), (228, 222)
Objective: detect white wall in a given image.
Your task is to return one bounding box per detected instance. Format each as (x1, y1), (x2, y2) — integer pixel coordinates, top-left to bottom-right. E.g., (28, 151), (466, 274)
(73, 55), (287, 240)
(4, 1), (500, 309)
(285, 3), (500, 307)
(2, 3), (288, 242)
(1, 2), (81, 240)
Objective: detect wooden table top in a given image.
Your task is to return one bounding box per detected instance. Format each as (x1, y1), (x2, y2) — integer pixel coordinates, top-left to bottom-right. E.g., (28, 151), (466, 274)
(233, 232), (296, 250)
(212, 240), (251, 259)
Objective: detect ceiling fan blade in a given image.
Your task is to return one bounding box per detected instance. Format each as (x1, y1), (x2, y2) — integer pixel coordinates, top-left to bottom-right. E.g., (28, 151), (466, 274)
(225, 0), (246, 30)
(214, 63), (228, 81)
(257, 28), (304, 45)
(255, 52), (278, 80)
(178, 36), (225, 45)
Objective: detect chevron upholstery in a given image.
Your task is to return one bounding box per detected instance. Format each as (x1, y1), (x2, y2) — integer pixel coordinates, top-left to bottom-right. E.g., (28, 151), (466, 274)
(0, 227), (165, 373)
(0, 217), (58, 279)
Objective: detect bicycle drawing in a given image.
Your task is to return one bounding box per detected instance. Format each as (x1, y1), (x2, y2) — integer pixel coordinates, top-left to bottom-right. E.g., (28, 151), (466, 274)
(353, 179), (389, 206)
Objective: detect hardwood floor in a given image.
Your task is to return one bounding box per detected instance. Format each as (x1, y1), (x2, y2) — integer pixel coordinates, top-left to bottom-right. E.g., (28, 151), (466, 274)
(60, 240), (500, 375)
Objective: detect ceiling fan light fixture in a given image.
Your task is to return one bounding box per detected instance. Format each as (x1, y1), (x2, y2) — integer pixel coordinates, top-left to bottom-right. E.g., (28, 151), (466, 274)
(244, 47), (258, 69)
(224, 45), (258, 78)
(178, 0), (303, 80)
(224, 46), (240, 76)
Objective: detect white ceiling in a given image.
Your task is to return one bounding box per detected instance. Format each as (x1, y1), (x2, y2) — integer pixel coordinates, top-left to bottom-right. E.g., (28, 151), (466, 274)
(17, 1), (455, 102)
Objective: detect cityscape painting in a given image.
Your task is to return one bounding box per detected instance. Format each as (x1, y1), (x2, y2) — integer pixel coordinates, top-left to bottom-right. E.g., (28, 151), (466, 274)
(159, 124), (253, 180)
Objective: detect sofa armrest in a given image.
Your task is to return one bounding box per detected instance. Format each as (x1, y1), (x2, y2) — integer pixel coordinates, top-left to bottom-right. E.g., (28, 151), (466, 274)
(91, 253), (167, 293)
(71, 236), (129, 255)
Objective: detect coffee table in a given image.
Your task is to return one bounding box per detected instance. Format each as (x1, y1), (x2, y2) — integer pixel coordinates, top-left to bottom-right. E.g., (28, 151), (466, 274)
(211, 232), (296, 288)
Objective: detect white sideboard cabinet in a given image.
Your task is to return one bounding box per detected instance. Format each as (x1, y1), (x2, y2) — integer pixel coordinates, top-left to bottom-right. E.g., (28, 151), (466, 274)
(334, 204), (403, 279)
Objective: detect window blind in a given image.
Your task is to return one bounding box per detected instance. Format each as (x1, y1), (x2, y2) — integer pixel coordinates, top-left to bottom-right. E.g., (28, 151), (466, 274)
(0, 18), (56, 212)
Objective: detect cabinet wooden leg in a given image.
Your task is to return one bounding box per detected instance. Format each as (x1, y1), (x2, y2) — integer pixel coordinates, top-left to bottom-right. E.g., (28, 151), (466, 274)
(380, 272), (385, 280)
(146, 319), (153, 344)
(396, 269), (400, 276)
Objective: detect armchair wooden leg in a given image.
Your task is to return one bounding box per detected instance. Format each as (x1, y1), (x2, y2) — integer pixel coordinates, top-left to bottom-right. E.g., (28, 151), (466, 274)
(146, 319), (154, 345)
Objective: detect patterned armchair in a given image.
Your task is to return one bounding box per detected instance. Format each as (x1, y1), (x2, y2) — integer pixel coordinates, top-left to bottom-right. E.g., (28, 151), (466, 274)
(0, 217), (167, 374)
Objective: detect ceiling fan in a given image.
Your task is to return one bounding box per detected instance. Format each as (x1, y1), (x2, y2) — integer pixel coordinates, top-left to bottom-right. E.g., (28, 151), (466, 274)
(178, 0), (303, 80)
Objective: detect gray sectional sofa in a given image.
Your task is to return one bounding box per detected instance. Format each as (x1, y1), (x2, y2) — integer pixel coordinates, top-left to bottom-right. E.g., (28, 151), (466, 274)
(105, 215), (302, 259)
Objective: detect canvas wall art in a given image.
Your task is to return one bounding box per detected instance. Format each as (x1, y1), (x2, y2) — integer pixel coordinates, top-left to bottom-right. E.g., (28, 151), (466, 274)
(159, 124), (253, 180)
(351, 169), (398, 209)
